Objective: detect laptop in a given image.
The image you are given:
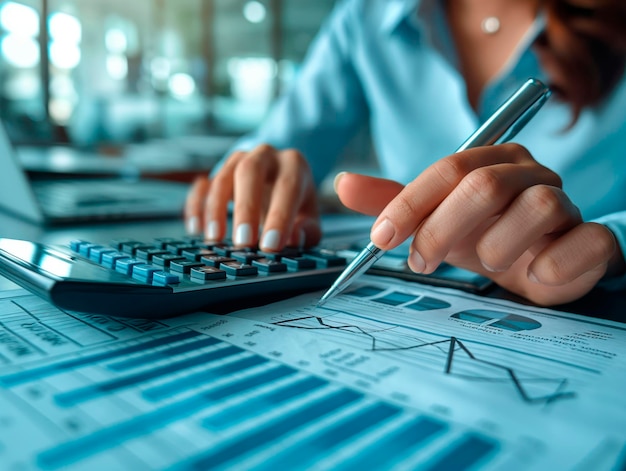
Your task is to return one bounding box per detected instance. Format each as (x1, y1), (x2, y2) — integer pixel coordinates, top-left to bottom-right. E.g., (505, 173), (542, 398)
(0, 122), (191, 225)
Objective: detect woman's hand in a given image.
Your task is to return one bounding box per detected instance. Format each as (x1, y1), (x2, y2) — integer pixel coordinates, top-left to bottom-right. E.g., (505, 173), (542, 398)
(185, 144), (322, 251)
(335, 143), (619, 306)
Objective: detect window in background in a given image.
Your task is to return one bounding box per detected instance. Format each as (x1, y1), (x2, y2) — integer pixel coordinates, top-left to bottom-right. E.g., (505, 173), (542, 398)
(0, 0), (337, 147)
(0, 0), (47, 142)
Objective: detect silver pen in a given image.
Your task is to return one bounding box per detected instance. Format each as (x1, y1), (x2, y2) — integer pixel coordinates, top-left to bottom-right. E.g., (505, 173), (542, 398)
(318, 78), (552, 307)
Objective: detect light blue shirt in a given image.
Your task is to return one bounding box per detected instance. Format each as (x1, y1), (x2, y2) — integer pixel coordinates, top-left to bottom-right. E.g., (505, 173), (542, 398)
(229, 0), (626, 287)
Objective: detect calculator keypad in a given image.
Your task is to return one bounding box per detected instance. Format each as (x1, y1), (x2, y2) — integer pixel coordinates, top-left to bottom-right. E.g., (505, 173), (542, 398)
(69, 237), (346, 287)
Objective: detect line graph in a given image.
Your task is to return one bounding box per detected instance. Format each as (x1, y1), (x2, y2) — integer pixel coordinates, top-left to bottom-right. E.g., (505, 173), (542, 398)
(272, 314), (575, 404)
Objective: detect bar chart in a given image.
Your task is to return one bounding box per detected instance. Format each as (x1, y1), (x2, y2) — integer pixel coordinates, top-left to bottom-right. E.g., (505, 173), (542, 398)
(0, 315), (548, 471)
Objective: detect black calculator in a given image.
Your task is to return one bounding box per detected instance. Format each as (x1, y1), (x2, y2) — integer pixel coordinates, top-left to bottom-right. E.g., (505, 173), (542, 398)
(0, 237), (347, 318)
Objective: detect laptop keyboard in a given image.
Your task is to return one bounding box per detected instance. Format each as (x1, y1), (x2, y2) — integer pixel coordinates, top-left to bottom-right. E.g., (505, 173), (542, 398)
(31, 179), (188, 220)
(0, 236), (347, 318)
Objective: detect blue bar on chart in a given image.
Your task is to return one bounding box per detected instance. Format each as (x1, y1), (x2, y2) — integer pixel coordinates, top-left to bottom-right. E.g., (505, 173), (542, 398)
(106, 336), (221, 371)
(425, 433), (499, 471)
(201, 365), (297, 401)
(0, 330), (202, 386)
(37, 356), (293, 469)
(333, 415), (449, 470)
(39, 389), (230, 469)
(54, 345), (244, 407)
(142, 354), (272, 401)
(172, 388), (364, 471)
(253, 402), (402, 470)
(203, 376), (329, 430)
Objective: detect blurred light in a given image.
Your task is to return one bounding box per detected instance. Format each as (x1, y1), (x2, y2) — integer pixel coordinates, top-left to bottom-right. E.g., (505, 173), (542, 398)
(50, 75), (76, 99)
(228, 57), (276, 104)
(243, 1), (266, 24)
(1, 34), (39, 68)
(159, 30), (182, 58)
(105, 16), (139, 55)
(50, 41), (81, 69)
(49, 12), (81, 43)
(49, 97), (74, 123)
(150, 57), (171, 80)
(3, 71), (40, 99)
(0, 2), (39, 36)
(106, 54), (128, 80)
(105, 28), (127, 53)
(168, 73), (195, 98)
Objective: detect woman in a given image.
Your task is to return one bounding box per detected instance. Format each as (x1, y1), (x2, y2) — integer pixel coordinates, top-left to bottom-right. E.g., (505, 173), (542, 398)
(185, 0), (626, 306)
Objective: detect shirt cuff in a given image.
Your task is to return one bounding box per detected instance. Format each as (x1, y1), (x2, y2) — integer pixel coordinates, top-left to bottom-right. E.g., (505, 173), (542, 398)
(592, 212), (626, 291)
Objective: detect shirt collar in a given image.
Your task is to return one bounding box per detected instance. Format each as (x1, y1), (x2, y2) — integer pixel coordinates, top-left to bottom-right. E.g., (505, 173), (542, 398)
(381, 0), (424, 35)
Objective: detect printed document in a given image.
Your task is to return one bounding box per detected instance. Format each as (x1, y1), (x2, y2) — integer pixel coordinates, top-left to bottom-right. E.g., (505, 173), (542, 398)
(0, 276), (624, 470)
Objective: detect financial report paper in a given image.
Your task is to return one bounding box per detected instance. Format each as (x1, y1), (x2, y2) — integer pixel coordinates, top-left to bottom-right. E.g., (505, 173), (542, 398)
(0, 277), (624, 470)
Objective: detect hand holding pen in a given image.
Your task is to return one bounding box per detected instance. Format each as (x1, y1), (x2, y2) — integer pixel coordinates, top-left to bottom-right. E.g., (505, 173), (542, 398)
(323, 78), (621, 307)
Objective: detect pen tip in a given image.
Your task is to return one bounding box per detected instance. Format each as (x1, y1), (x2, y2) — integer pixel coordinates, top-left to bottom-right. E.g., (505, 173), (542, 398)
(316, 296), (328, 308)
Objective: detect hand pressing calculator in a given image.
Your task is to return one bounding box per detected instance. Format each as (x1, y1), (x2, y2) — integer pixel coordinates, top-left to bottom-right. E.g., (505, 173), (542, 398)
(0, 237), (347, 318)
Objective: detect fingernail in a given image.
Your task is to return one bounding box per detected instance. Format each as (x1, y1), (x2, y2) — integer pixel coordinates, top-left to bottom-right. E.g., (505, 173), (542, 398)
(408, 250), (426, 273)
(482, 261), (506, 273)
(261, 229), (281, 251)
(235, 223), (253, 246)
(333, 171), (347, 193)
(207, 221), (219, 241)
(528, 270), (540, 284)
(371, 218), (395, 246)
(186, 216), (199, 235)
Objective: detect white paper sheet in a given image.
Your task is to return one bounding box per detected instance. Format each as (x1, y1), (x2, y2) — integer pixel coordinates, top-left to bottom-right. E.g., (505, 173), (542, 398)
(0, 280), (624, 470)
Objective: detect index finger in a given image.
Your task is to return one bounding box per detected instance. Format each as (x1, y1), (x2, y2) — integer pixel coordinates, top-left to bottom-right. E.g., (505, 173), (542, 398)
(184, 175), (210, 235)
(369, 144), (556, 250)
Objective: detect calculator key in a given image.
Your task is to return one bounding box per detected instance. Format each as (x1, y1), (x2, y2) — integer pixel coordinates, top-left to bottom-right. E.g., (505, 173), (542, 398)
(302, 249), (346, 267)
(166, 244), (197, 255)
(110, 239), (141, 251)
(122, 243), (155, 256)
(152, 238), (184, 249)
(89, 247), (117, 263)
(115, 258), (143, 276)
(78, 243), (102, 258)
(152, 271), (181, 285)
(200, 255), (236, 268)
(213, 245), (236, 257)
(231, 251), (263, 264)
(190, 241), (214, 249)
(69, 239), (89, 252)
(181, 248), (217, 261)
(252, 258), (287, 273)
(220, 262), (258, 276)
(152, 254), (186, 267)
(282, 257), (316, 270)
(101, 252), (130, 269)
(257, 247), (301, 260)
(136, 248), (170, 261)
(132, 264), (161, 282)
(214, 245), (255, 257)
(190, 266), (227, 281)
(169, 260), (205, 273)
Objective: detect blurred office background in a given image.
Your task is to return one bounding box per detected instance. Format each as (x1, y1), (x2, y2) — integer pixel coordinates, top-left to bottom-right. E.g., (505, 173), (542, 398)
(0, 0), (339, 149)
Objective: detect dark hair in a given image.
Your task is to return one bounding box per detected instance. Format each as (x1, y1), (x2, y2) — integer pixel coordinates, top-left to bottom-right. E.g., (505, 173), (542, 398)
(534, 0), (626, 119)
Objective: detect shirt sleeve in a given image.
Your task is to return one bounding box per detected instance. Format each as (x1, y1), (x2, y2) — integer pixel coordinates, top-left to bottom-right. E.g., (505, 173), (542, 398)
(592, 211), (626, 291)
(214, 0), (369, 186)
